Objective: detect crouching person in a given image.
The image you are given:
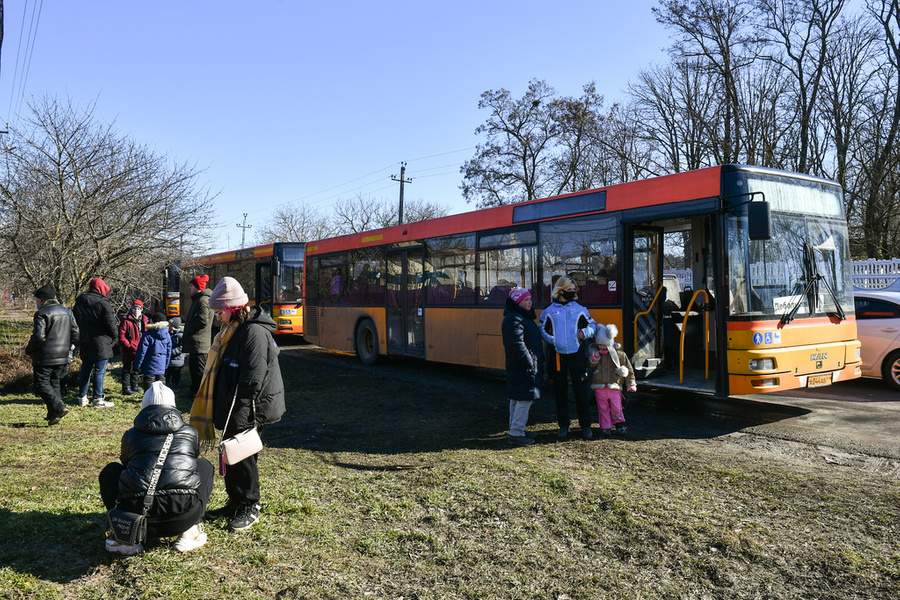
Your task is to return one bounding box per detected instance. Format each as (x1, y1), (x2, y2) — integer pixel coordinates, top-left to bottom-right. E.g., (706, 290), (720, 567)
(99, 382), (213, 555)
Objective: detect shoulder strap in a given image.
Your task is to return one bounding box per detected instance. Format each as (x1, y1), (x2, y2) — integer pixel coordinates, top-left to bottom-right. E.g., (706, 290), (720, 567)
(141, 433), (174, 516)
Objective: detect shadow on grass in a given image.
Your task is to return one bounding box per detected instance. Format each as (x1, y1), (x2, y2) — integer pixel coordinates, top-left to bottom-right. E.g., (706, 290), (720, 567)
(263, 347), (809, 457)
(0, 507), (115, 584)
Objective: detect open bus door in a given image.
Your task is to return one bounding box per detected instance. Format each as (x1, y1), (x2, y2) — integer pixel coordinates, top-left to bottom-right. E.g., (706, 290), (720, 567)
(627, 227), (664, 379)
(385, 248), (425, 358)
(255, 261), (274, 314)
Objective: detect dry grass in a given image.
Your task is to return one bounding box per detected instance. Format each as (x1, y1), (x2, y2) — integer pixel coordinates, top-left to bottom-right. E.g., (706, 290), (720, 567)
(0, 339), (898, 599)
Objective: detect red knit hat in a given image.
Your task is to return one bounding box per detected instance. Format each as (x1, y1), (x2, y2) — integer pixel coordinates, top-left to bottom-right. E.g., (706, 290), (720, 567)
(132, 299), (144, 307)
(88, 277), (111, 297)
(190, 274), (210, 291)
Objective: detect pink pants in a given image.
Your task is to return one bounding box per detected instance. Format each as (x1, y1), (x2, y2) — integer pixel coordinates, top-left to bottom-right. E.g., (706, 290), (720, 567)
(593, 388), (625, 430)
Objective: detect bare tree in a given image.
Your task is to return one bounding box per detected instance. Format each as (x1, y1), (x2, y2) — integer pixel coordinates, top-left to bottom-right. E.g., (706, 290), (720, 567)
(654, 0), (759, 164)
(549, 83), (607, 193)
(757, 0), (847, 174)
(255, 203), (336, 244)
(0, 96), (216, 305)
(330, 194), (449, 235)
(461, 79), (559, 207)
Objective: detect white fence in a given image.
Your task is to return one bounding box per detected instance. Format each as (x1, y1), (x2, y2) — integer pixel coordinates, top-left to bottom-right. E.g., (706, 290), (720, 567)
(852, 258), (900, 289)
(665, 258), (900, 291)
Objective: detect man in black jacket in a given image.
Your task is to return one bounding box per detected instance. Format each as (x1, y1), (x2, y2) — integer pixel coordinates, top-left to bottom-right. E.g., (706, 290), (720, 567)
(183, 274), (214, 397)
(26, 284), (79, 425)
(72, 278), (117, 408)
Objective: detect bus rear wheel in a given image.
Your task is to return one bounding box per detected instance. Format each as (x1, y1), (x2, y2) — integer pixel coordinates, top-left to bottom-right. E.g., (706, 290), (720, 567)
(881, 350), (900, 391)
(356, 319), (380, 366)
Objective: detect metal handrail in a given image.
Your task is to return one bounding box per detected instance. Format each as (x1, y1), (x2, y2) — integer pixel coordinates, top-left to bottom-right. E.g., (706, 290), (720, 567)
(633, 284), (666, 352)
(679, 289), (710, 383)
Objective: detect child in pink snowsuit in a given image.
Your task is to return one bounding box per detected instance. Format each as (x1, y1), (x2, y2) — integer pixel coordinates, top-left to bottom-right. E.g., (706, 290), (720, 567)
(588, 324), (636, 436)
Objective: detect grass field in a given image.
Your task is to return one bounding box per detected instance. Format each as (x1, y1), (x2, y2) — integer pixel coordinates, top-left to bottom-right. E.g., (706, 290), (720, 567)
(0, 344), (898, 599)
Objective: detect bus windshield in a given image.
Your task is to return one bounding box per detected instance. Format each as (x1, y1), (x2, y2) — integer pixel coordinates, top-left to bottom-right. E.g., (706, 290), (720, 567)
(726, 172), (855, 319)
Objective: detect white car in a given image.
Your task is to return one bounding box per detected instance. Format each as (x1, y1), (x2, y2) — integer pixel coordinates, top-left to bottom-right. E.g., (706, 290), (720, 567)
(854, 289), (900, 390)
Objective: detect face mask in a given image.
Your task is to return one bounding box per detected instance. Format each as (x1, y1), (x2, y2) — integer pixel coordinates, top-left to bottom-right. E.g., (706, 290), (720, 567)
(562, 290), (577, 302)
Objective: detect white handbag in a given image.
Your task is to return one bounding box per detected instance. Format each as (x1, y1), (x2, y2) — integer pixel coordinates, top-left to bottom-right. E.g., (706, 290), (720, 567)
(218, 393), (263, 471)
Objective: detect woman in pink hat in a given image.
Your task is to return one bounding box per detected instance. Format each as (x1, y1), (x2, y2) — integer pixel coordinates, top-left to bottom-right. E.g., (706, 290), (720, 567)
(190, 277), (285, 533)
(502, 286), (543, 446)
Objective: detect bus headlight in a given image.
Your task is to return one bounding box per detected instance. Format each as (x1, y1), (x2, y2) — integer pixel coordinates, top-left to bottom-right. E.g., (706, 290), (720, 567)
(749, 358), (774, 371)
(856, 347), (861, 360)
(278, 319), (292, 326)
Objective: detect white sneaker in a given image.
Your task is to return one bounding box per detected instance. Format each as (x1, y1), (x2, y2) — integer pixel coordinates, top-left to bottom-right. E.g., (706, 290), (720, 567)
(92, 398), (114, 408)
(106, 538), (143, 556)
(78, 396), (89, 407)
(174, 523), (207, 552)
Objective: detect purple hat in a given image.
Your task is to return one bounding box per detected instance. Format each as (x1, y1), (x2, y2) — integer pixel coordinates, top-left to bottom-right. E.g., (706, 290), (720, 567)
(509, 286), (531, 304)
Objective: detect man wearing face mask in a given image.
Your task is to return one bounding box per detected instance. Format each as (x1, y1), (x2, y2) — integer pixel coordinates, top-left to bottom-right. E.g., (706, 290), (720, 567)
(539, 275), (596, 440)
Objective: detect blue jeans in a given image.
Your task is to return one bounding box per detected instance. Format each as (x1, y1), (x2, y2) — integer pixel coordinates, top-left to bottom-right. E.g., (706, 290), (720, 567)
(78, 359), (108, 399)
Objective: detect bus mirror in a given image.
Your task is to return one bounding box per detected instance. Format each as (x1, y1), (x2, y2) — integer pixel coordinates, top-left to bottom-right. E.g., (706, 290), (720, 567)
(748, 201), (771, 240)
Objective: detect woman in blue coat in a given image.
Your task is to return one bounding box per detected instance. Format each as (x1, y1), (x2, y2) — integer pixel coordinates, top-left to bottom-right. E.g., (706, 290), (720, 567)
(539, 275), (596, 440)
(502, 287), (543, 446)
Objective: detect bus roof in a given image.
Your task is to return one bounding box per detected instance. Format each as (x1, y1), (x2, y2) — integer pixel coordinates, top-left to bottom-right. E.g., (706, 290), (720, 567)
(305, 166), (724, 256)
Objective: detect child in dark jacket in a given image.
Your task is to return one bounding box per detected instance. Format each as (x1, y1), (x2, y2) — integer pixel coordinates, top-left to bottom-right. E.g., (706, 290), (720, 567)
(134, 313), (172, 391)
(166, 317), (185, 392)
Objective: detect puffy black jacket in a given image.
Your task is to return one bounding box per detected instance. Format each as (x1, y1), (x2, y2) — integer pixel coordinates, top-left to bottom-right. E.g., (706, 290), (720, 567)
(117, 406), (203, 517)
(502, 297), (544, 401)
(213, 307), (286, 434)
(25, 299), (79, 367)
(72, 291), (118, 361)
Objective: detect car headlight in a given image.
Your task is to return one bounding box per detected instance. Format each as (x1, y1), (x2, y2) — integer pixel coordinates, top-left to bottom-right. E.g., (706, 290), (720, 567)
(749, 358), (774, 371)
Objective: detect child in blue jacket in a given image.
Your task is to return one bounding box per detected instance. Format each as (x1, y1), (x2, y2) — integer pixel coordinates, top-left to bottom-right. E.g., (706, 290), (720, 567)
(166, 316), (185, 392)
(134, 312), (172, 391)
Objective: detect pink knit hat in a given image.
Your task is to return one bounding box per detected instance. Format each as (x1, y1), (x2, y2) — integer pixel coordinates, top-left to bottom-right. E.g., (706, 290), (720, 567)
(509, 286), (531, 304)
(209, 276), (249, 310)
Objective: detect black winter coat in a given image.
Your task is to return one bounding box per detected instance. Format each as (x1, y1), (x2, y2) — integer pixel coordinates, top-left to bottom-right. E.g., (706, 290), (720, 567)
(117, 405), (204, 518)
(213, 307), (286, 435)
(502, 297), (544, 401)
(183, 289), (214, 354)
(26, 299), (79, 366)
(72, 291), (118, 361)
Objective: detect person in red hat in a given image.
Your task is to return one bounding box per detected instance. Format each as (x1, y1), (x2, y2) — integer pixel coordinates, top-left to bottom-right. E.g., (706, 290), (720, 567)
(119, 299), (149, 395)
(73, 277), (118, 408)
(183, 274), (214, 397)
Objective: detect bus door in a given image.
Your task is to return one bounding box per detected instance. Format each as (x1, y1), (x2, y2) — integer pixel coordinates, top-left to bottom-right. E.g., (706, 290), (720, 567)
(256, 262), (274, 313)
(385, 248), (425, 357)
(627, 226), (664, 379)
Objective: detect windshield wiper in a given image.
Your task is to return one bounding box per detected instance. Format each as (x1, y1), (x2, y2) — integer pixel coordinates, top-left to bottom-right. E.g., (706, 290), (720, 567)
(781, 243), (845, 324)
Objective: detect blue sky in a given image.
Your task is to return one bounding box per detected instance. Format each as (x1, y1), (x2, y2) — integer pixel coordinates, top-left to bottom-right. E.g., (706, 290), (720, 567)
(0, 0), (671, 252)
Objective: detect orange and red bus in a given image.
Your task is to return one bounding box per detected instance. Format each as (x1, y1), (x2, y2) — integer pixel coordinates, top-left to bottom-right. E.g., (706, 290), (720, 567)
(164, 242), (305, 336)
(302, 165), (861, 396)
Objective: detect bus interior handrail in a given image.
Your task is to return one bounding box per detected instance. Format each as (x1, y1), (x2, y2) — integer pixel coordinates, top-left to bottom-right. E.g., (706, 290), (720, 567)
(633, 283), (666, 352)
(679, 289), (710, 384)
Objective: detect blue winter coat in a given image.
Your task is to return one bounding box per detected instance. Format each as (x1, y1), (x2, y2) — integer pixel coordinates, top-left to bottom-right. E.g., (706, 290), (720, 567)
(134, 322), (172, 376)
(169, 329), (185, 368)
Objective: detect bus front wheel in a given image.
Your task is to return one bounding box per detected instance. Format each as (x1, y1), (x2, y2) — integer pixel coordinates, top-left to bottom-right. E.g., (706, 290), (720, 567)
(356, 319), (380, 366)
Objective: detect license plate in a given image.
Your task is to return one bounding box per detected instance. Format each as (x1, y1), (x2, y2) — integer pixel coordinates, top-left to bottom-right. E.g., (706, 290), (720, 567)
(807, 374), (832, 388)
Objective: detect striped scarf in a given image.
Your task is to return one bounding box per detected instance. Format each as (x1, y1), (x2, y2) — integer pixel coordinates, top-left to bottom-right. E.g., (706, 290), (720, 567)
(189, 321), (238, 448)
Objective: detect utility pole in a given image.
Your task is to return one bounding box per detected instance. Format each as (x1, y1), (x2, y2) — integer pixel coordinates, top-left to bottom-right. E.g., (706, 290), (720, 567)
(391, 162), (412, 225)
(237, 213), (252, 248)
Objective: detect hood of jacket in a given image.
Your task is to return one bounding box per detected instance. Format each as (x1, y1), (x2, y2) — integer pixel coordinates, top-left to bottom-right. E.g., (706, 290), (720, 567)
(146, 320), (169, 334)
(133, 404), (186, 435)
(246, 305), (277, 333)
(191, 288), (212, 300)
